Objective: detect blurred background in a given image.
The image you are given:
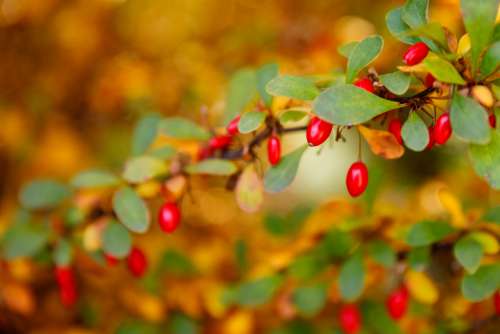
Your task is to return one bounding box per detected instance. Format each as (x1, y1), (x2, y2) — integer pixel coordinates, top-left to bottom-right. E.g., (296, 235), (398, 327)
(0, 0), (498, 333)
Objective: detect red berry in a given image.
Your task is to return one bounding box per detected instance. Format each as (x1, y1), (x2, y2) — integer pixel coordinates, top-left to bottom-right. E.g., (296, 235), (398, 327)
(306, 116), (333, 146)
(427, 125), (435, 150)
(55, 266), (75, 287)
(339, 304), (361, 334)
(424, 74), (436, 88)
(227, 115), (241, 135)
(127, 247), (148, 278)
(489, 114), (497, 128)
(346, 161), (369, 197)
(158, 202), (181, 233)
(267, 134), (281, 166)
(105, 253), (119, 266)
(354, 78), (374, 93)
(197, 146), (213, 161)
(388, 119), (403, 145)
(494, 291), (500, 315)
(403, 42), (429, 66)
(386, 286), (409, 320)
(434, 112), (452, 145)
(59, 282), (77, 307)
(209, 135), (232, 150)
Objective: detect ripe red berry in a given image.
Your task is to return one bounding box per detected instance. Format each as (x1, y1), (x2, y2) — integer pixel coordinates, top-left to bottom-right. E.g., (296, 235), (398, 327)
(105, 253), (119, 266)
(339, 304), (361, 334)
(55, 266), (75, 287)
(494, 291), (500, 315)
(158, 202), (181, 233)
(59, 282), (77, 307)
(354, 78), (374, 93)
(388, 119), (403, 145)
(424, 74), (436, 88)
(227, 115), (241, 135)
(127, 247), (148, 278)
(209, 134), (232, 150)
(197, 146), (213, 161)
(346, 161), (369, 197)
(306, 116), (333, 146)
(267, 134), (281, 166)
(386, 286), (409, 320)
(434, 112), (452, 145)
(489, 114), (497, 128)
(427, 125), (435, 150)
(403, 42), (429, 66)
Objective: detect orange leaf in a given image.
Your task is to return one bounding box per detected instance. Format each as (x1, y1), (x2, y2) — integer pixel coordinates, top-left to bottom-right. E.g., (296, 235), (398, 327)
(358, 125), (404, 159)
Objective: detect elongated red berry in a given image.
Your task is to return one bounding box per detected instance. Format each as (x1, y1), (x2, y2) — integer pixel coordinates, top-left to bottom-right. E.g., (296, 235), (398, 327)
(403, 42), (429, 66)
(494, 291), (500, 315)
(354, 78), (374, 93)
(388, 119), (403, 145)
(427, 126), (435, 150)
(386, 286), (409, 320)
(489, 114), (497, 128)
(306, 116), (333, 146)
(267, 134), (281, 166)
(209, 134), (232, 150)
(227, 115), (241, 135)
(55, 266), (77, 306)
(55, 266), (75, 287)
(59, 282), (77, 307)
(339, 304), (361, 334)
(434, 112), (452, 145)
(158, 202), (181, 233)
(105, 253), (119, 266)
(424, 74), (436, 88)
(127, 247), (148, 278)
(197, 146), (213, 161)
(346, 161), (369, 197)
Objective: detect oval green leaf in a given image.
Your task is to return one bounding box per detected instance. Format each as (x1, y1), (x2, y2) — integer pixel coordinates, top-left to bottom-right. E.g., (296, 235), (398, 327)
(379, 71), (411, 95)
(225, 69), (257, 123)
(159, 117), (210, 140)
(339, 252), (365, 301)
(123, 156), (168, 184)
(450, 93), (490, 144)
(401, 112), (429, 151)
(406, 221), (454, 247)
(469, 129), (500, 189)
(71, 170), (120, 189)
(53, 238), (73, 266)
(461, 263), (500, 301)
(422, 53), (466, 84)
(2, 223), (49, 259)
(186, 159), (237, 176)
(112, 187), (150, 234)
(266, 75), (320, 101)
(346, 35), (384, 83)
(479, 41), (500, 79)
(256, 63), (279, 107)
(453, 236), (483, 273)
(264, 145), (307, 193)
(292, 284), (327, 317)
(19, 180), (71, 210)
(238, 111), (266, 134)
(131, 114), (162, 156)
(102, 222), (132, 258)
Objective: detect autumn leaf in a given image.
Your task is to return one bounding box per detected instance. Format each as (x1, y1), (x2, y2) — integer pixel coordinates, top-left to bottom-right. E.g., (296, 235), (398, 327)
(358, 125), (404, 159)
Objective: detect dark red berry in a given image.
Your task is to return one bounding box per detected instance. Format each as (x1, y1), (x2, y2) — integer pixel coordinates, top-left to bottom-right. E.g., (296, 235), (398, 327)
(267, 134), (281, 166)
(227, 115), (241, 135)
(55, 266), (75, 287)
(209, 135), (232, 150)
(346, 161), (369, 197)
(489, 114), (497, 128)
(55, 266), (77, 306)
(427, 126), (435, 150)
(403, 42), (429, 66)
(105, 253), (119, 266)
(339, 304), (361, 334)
(158, 202), (181, 233)
(494, 291), (500, 315)
(354, 78), (374, 93)
(197, 146), (213, 161)
(386, 286), (409, 320)
(306, 116), (333, 146)
(127, 247), (148, 278)
(434, 112), (452, 145)
(388, 119), (403, 145)
(59, 282), (77, 307)
(424, 74), (436, 88)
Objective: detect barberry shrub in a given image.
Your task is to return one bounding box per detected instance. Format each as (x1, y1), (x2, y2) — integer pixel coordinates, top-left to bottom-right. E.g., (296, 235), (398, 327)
(1, 0), (500, 333)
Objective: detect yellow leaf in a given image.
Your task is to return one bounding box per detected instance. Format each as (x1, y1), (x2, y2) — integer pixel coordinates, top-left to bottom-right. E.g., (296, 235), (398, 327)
(358, 125), (404, 159)
(438, 188), (467, 228)
(221, 310), (254, 334)
(136, 180), (161, 199)
(271, 96), (290, 114)
(457, 34), (471, 56)
(470, 232), (499, 255)
(235, 165), (264, 213)
(472, 85), (494, 108)
(405, 270), (439, 304)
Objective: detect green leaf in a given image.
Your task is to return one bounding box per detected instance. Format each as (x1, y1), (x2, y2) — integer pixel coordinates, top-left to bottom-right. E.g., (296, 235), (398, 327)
(266, 75), (320, 100)
(453, 236), (483, 273)
(402, 0), (429, 29)
(231, 275), (283, 307)
(313, 84), (400, 125)
(346, 35), (384, 83)
(102, 222), (131, 258)
(461, 263), (500, 301)
(369, 240), (396, 268)
(122, 156), (168, 184)
(159, 117), (210, 140)
(263, 207), (310, 237)
(238, 111), (266, 133)
(234, 239), (248, 273)
(186, 159), (237, 176)
(321, 229), (354, 259)
(116, 320), (160, 334)
(225, 69), (257, 123)
(264, 145), (307, 193)
(401, 112), (429, 152)
(338, 41), (359, 58)
(406, 221), (454, 247)
(19, 180), (71, 210)
(386, 7), (420, 44)
(361, 301), (402, 334)
(421, 53), (466, 84)
(53, 239), (73, 266)
(479, 41), (500, 79)
(168, 313), (199, 334)
(148, 145), (176, 160)
(288, 254), (327, 281)
(158, 249), (197, 276)
(292, 284), (328, 317)
(406, 22), (448, 48)
(278, 109), (309, 124)
(482, 206), (500, 224)
(112, 187), (150, 233)
(256, 63), (279, 107)
(469, 129), (500, 189)
(379, 71), (411, 95)
(71, 170), (120, 188)
(339, 252), (365, 301)
(408, 246), (430, 270)
(460, 0), (499, 74)
(2, 222), (49, 259)
(450, 93), (490, 144)
(131, 114), (161, 156)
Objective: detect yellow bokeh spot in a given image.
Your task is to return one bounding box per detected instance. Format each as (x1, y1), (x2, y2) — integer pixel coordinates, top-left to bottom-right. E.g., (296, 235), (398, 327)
(405, 270), (439, 305)
(470, 232), (499, 255)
